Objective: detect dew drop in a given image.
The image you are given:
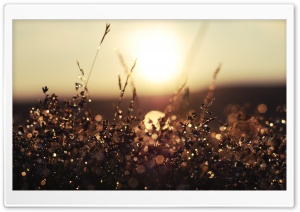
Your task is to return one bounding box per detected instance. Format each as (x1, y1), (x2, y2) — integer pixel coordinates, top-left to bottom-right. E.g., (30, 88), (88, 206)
(258, 104), (267, 113)
(37, 158), (43, 164)
(40, 179), (46, 186)
(260, 162), (267, 169)
(151, 133), (158, 140)
(95, 115), (102, 122)
(155, 155), (164, 165)
(146, 160), (155, 168)
(136, 165), (145, 174)
(219, 126), (226, 131)
(215, 134), (222, 140)
(27, 133), (32, 139)
(128, 178), (139, 188)
(148, 139), (155, 146)
(207, 171), (215, 178)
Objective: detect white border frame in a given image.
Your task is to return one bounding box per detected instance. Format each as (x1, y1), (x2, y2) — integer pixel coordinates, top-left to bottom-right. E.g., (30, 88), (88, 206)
(3, 4), (294, 207)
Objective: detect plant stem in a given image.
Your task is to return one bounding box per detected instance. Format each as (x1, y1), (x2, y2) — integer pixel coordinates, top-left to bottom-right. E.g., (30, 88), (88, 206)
(85, 23), (111, 91)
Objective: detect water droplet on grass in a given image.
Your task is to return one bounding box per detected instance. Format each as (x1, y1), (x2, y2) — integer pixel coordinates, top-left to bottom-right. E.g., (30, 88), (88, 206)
(40, 179), (46, 186)
(258, 104), (267, 113)
(207, 171), (215, 178)
(128, 178), (138, 188)
(155, 155), (164, 165)
(151, 133), (158, 140)
(136, 165), (145, 174)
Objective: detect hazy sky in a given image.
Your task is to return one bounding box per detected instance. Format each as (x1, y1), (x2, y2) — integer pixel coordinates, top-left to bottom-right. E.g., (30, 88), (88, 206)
(13, 20), (286, 101)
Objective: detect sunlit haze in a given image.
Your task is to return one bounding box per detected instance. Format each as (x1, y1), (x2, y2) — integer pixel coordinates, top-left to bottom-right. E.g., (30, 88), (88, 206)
(13, 20), (286, 101)
(137, 29), (181, 83)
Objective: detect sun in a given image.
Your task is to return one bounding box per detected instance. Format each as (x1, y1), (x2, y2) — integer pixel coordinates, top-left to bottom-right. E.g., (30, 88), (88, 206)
(136, 30), (181, 83)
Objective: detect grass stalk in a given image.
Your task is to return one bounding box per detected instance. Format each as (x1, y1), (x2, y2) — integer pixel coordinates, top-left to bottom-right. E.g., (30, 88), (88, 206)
(84, 23), (111, 91)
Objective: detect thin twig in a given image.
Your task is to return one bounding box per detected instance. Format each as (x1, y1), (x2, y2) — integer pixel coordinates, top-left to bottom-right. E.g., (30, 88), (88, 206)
(199, 63), (221, 124)
(203, 63), (221, 105)
(116, 51), (138, 92)
(177, 22), (209, 89)
(114, 59), (137, 120)
(85, 23), (111, 90)
(119, 59), (136, 99)
(164, 80), (187, 117)
(116, 51), (141, 113)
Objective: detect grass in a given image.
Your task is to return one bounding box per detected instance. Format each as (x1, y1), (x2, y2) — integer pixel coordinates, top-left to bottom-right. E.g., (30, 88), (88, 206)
(12, 24), (286, 190)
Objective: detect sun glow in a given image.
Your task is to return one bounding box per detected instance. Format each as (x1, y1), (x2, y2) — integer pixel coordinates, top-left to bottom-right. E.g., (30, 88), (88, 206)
(136, 30), (181, 84)
(144, 110), (165, 131)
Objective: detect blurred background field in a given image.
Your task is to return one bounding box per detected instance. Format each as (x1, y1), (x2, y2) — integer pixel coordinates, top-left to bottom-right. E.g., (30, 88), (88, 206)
(13, 85), (286, 128)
